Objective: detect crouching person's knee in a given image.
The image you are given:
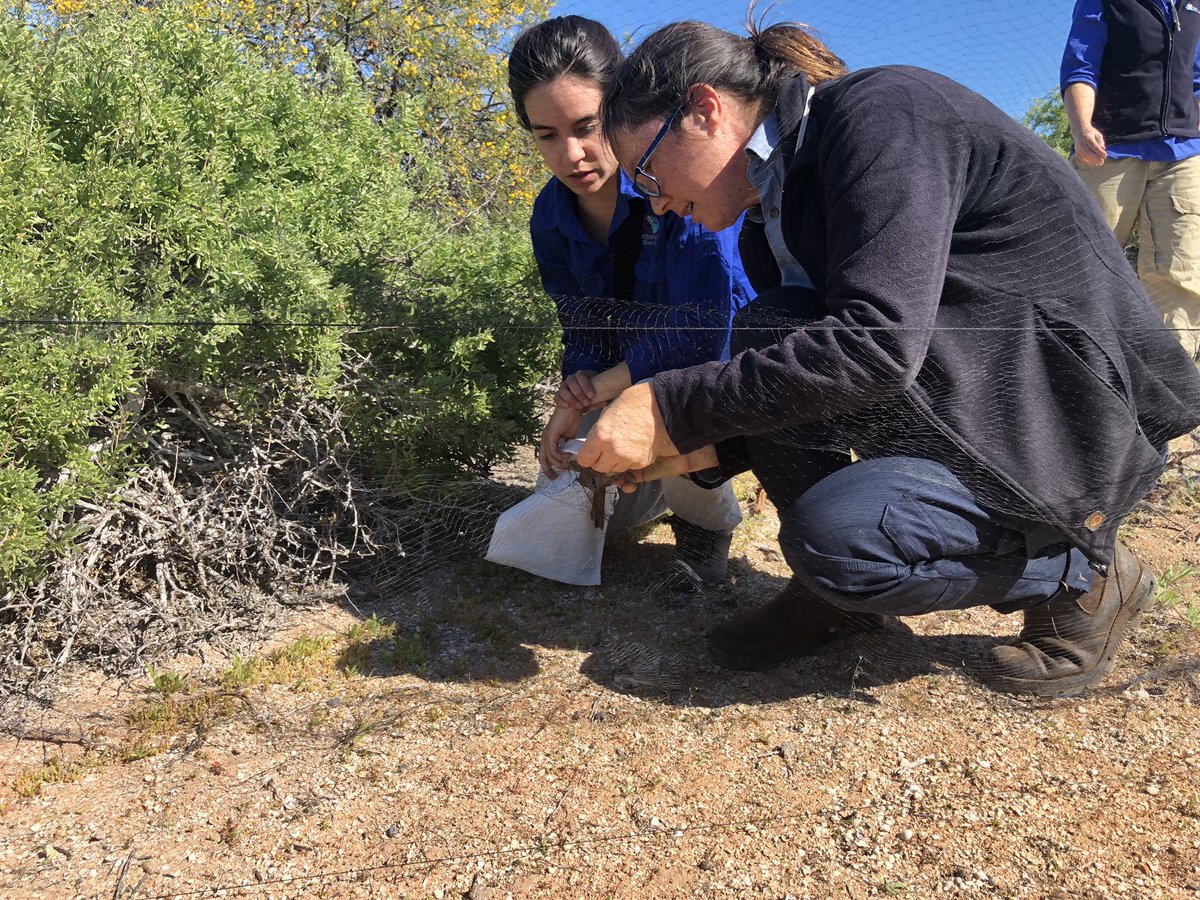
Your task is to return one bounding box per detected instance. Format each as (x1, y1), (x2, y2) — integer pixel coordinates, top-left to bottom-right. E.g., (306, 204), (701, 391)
(777, 499), (909, 608)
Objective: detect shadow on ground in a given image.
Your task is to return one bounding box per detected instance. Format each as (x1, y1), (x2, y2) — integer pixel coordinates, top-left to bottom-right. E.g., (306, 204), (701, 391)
(337, 521), (1034, 708)
(332, 468), (1200, 708)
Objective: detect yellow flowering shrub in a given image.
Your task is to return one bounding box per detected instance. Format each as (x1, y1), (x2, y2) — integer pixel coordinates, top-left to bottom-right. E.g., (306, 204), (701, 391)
(50, 0), (549, 219)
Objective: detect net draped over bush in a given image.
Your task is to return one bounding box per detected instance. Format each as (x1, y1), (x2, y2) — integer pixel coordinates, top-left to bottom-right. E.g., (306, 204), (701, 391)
(0, 3), (558, 597)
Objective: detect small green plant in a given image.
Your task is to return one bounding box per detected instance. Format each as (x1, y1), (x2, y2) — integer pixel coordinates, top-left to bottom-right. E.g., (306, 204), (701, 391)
(118, 742), (161, 763)
(146, 665), (188, 697)
(339, 614), (400, 674)
(258, 635), (335, 688)
(218, 817), (242, 847)
(1156, 565), (1199, 630)
(1157, 565), (1196, 606)
(1183, 793), (1200, 819)
(128, 686), (239, 741)
(12, 757), (80, 798)
(276, 636), (329, 665)
(308, 707), (329, 729)
(219, 656), (261, 689)
(880, 881), (909, 895)
(389, 631), (429, 669)
(344, 718), (378, 747)
(347, 613), (394, 644)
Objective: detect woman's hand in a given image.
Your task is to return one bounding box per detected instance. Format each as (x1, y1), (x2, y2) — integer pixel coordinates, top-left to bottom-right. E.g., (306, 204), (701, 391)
(555, 370), (598, 410)
(575, 381), (679, 473)
(538, 405), (584, 478)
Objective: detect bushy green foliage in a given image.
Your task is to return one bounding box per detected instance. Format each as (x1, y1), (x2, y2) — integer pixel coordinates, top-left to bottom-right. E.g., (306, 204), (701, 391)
(1023, 90), (1073, 158)
(0, 3), (556, 590)
(348, 227), (555, 476)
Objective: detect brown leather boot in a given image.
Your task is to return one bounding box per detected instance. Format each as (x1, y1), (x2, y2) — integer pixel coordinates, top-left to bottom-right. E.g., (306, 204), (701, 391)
(707, 576), (889, 671)
(986, 541), (1156, 697)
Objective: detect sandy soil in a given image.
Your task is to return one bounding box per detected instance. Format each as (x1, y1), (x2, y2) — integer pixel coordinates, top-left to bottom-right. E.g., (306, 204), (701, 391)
(2, 457), (1199, 900)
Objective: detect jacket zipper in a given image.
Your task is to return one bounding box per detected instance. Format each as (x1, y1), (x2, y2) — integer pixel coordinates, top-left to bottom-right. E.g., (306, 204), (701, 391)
(1156, 1), (1179, 133)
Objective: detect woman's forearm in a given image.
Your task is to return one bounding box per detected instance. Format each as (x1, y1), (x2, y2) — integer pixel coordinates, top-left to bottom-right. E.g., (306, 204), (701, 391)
(587, 362), (633, 405)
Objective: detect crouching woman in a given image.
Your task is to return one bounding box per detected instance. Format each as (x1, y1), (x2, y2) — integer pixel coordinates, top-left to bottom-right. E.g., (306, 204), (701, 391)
(579, 20), (1200, 694)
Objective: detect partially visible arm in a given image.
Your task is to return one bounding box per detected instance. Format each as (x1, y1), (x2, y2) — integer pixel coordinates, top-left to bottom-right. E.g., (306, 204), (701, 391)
(1064, 82), (1107, 166)
(585, 362), (632, 404)
(554, 361), (631, 411)
(1061, 0), (1108, 165)
(530, 223), (616, 377)
(614, 445), (720, 492)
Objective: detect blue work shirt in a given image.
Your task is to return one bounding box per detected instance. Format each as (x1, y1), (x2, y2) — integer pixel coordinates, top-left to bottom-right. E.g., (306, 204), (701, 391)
(529, 169), (755, 382)
(1061, 0), (1200, 160)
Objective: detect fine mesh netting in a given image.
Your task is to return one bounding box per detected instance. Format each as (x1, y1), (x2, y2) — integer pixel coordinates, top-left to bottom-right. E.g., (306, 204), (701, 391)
(2, 0), (1199, 718)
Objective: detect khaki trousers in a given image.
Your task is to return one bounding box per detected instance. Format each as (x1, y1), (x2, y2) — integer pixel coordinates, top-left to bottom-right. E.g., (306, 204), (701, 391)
(1073, 154), (1200, 358)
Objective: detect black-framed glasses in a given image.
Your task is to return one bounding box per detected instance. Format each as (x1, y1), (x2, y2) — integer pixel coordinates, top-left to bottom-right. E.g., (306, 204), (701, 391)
(632, 105), (683, 198)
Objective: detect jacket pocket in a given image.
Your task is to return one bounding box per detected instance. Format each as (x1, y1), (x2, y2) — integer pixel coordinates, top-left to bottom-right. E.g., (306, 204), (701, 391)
(1033, 307), (1136, 423)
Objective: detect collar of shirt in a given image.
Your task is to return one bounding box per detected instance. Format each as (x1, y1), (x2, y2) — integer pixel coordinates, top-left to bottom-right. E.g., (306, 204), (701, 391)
(743, 111), (783, 224)
(740, 108), (814, 289)
(542, 168), (640, 244)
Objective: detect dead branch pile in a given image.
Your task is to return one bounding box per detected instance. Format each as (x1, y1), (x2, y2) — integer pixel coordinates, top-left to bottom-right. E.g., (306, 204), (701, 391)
(0, 364), (521, 720)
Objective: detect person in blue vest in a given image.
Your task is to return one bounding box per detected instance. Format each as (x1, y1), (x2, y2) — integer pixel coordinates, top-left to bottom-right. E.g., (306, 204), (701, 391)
(575, 19), (1200, 696)
(1062, 0), (1200, 359)
(506, 16), (757, 591)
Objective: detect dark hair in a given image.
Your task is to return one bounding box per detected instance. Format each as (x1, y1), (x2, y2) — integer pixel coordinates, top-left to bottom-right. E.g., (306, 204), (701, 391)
(507, 16), (622, 131)
(603, 19), (846, 137)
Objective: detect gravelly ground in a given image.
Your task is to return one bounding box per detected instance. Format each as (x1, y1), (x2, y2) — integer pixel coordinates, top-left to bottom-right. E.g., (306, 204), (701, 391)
(2, 463), (1198, 900)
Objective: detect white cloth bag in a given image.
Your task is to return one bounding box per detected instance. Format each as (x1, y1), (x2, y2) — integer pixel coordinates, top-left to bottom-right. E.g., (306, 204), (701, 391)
(485, 465), (617, 586)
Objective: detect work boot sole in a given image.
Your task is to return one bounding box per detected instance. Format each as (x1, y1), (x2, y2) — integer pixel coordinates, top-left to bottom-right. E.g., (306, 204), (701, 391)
(986, 567), (1157, 698)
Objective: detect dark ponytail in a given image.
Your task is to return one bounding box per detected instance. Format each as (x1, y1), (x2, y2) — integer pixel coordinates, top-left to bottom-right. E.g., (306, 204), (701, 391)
(603, 19), (845, 136)
(508, 16), (622, 131)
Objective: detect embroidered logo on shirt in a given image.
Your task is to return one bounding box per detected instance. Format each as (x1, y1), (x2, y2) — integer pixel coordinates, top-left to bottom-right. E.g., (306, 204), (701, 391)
(641, 215), (660, 247)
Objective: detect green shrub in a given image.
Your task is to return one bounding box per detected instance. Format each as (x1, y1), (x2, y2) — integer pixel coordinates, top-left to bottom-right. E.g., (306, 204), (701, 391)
(1022, 90), (1073, 159)
(0, 3), (556, 594)
(347, 225), (557, 477)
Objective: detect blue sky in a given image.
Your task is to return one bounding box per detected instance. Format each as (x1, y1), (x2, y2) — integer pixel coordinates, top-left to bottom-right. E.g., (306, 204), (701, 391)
(547, 0), (1078, 119)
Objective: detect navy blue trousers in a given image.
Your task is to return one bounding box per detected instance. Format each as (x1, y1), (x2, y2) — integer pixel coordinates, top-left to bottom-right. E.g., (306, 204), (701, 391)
(775, 456), (1093, 616)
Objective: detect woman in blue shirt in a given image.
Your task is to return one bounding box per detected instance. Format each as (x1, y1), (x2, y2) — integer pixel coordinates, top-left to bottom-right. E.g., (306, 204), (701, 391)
(507, 16), (756, 590)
